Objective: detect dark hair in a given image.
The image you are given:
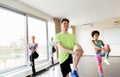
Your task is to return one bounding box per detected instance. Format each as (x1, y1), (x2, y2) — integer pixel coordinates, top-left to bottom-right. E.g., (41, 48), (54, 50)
(91, 30), (100, 37)
(61, 18), (69, 23)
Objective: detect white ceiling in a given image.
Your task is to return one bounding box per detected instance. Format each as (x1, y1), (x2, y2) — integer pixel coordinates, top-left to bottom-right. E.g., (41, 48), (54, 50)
(18, 0), (120, 26)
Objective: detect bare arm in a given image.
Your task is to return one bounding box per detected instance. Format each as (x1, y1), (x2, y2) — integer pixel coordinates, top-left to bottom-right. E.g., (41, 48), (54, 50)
(31, 43), (38, 53)
(34, 43), (38, 52)
(101, 40), (105, 47)
(28, 43), (38, 53)
(36, 43), (38, 49)
(56, 41), (74, 54)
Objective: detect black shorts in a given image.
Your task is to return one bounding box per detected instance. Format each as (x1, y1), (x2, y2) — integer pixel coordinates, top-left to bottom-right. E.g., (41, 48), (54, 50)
(60, 54), (73, 77)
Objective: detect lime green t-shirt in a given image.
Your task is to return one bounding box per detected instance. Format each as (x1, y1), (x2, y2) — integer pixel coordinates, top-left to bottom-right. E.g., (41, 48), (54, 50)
(55, 33), (77, 64)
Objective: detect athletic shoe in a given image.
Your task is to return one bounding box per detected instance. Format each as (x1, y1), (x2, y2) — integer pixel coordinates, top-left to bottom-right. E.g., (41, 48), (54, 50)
(70, 70), (79, 77)
(29, 62), (33, 66)
(104, 59), (110, 65)
(99, 74), (103, 77)
(52, 66), (55, 70)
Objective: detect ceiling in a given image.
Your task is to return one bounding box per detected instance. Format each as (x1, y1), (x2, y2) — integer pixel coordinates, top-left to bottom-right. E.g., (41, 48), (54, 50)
(18, 0), (120, 26)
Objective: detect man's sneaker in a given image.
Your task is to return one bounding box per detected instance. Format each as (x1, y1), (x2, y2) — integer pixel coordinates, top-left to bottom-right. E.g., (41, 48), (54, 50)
(104, 59), (110, 65)
(70, 70), (79, 77)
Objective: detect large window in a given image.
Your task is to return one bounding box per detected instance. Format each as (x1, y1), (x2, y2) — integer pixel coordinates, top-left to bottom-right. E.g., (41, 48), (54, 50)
(0, 8), (26, 72)
(0, 6), (49, 74)
(28, 16), (48, 61)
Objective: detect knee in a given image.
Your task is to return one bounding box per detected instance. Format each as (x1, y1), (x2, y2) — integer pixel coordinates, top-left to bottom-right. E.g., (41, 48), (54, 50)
(77, 50), (84, 57)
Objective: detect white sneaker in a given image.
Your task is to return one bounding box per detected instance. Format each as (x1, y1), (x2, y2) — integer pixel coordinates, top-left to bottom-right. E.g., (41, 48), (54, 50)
(52, 66), (55, 70)
(104, 59), (111, 65)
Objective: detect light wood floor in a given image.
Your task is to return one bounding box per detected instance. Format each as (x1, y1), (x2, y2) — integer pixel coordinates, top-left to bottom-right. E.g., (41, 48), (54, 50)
(29, 56), (120, 77)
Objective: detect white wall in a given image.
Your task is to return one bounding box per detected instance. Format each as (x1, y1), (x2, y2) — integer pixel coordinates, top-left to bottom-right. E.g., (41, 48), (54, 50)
(76, 18), (120, 56)
(0, 0), (53, 21)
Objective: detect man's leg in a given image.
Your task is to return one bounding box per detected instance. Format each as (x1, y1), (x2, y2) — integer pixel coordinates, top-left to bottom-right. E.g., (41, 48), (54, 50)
(66, 74), (69, 77)
(72, 44), (83, 70)
(60, 57), (72, 77)
(70, 44), (83, 77)
(72, 50), (83, 70)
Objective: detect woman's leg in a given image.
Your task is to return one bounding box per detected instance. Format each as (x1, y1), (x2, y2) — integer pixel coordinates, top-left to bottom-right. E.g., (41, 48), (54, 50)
(104, 51), (111, 65)
(51, 56), (55, 70)
(30, 55), (36, 76)
(95, 52), (104, 77)
(104, 46), (111, 65)
(32, 58), (36, 75)
(103, 44), (111, 65)
(105, 51), (110, 59)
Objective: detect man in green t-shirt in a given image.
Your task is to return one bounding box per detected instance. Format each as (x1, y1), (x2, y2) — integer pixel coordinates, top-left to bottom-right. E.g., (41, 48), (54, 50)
(55, 18), (83, 77)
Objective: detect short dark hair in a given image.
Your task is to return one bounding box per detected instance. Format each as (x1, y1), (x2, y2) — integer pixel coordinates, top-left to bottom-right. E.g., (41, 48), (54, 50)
(61, 18), (69, 23)
(91, 30), (100, 37)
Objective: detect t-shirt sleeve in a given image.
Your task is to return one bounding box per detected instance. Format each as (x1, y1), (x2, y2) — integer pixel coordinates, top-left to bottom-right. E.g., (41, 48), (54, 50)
(55, 34), (60, 43)
(74, 35), (78, 45)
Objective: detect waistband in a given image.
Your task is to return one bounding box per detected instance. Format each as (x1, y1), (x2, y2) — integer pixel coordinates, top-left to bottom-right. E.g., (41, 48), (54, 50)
(96, 51), (101, 55)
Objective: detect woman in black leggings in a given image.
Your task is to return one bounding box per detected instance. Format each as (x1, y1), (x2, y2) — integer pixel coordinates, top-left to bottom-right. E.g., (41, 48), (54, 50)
(28, 36), (38, 76)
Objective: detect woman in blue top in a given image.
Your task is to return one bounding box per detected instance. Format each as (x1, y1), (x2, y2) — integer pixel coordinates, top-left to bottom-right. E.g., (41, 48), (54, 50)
(91, 30), (111, 77)
(49, 37), (56, 70)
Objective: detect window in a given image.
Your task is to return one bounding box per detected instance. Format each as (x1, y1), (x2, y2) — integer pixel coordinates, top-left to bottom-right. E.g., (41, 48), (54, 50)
(0, 7), (26, 72)
(48, 22), (55, 40)
(28, 16), (48, 61)
(48, 22), (57, 60)
(0, 6), (49, 74)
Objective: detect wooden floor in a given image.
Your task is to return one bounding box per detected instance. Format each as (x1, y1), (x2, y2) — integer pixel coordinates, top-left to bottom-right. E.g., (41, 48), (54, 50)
(31, 56), (120, 77)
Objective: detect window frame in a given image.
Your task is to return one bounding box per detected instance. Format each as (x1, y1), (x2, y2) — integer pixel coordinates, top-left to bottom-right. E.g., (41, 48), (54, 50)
(0, 4), (49, 74)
